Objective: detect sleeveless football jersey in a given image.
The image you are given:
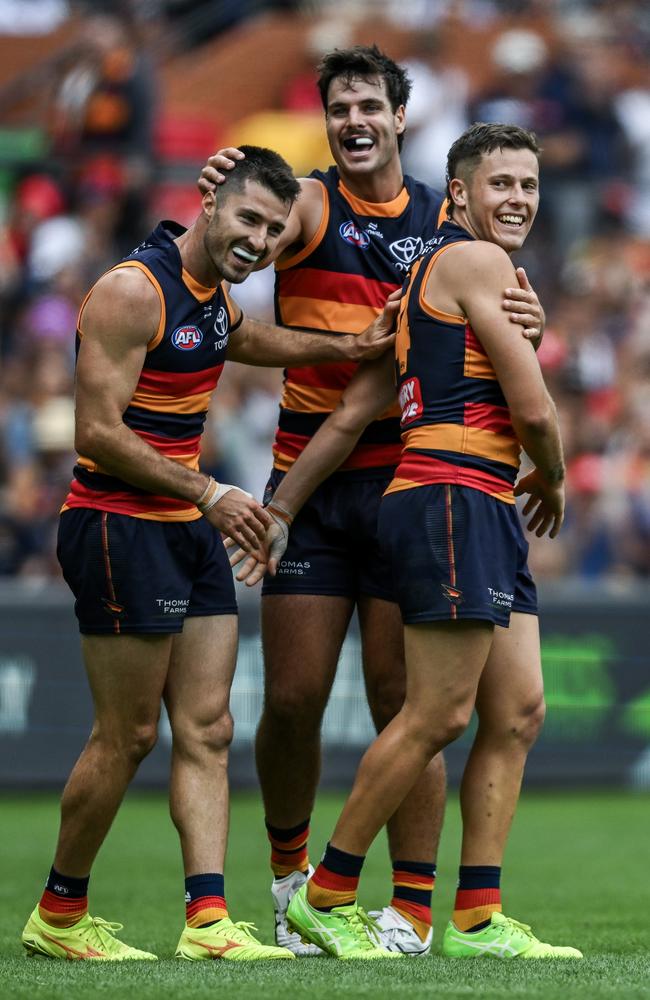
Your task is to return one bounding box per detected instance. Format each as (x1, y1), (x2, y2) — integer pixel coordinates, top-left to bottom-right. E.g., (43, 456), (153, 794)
(62, 221), (238, 521)
(386, 220), (521, 503)
(272, 166), (446, 476)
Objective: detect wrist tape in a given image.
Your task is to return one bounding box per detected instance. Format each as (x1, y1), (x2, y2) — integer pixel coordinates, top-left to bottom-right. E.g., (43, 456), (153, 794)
(197, 477), (244, 514)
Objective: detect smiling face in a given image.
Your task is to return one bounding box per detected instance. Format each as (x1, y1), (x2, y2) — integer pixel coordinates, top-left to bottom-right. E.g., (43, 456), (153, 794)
(202, 180), (290, 283)
(325, 74), (405, 180)
(450, 146), (540, 253)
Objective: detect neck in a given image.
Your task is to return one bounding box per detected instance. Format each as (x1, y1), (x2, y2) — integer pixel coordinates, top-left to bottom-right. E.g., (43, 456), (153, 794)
(338, 157), (404, 204)
(174, 216), (221, 287)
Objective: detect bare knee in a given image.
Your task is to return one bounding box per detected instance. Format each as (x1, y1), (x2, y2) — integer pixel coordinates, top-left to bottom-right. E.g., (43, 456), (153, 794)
(403, 700), (474, 756)
(479, 694), (546, 751)
(92, 720), (158, 765)
(262, 682), (327, 735)
(365, 676), (406, 732)
(512, 695), (546, 750)
(172, 708), (234, 759)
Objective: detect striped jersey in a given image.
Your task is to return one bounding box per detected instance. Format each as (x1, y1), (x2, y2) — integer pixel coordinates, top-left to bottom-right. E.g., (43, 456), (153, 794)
(273, 166), (446, 477)
(386, 220), (521, 503)
(62, 221), (238, 521)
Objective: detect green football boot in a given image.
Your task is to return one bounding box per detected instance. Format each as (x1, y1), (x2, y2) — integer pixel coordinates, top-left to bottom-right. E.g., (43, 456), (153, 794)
(176, 917), (295, 960)
(22, 907), (157, 960)
(442, 911), (583, 959)
(286, 884), (401, 959)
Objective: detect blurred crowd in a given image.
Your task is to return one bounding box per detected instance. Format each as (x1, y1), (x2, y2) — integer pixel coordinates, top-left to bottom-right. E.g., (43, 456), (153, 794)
(0, 0), (648, 583)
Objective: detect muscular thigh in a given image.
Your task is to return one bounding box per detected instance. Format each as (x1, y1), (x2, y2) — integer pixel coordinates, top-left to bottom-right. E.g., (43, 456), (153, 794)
(262, 594), (354, 712)
(165, 614), (238, 727)
(261, 470), (394, 600)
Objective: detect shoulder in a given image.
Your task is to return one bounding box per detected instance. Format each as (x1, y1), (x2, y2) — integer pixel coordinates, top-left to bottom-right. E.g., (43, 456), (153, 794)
(81, 265), (161, 340)
(438, 239), (515, 284)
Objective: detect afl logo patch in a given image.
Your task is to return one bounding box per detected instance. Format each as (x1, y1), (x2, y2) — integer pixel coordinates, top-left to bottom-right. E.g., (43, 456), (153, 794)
(172, 325), (203, 350)
(339, 220), (370, 250)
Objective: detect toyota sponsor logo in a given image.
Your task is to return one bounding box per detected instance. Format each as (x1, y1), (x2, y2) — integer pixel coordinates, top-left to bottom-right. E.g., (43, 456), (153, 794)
(389, 235), (424, 270)
(214, 306), (228, 337)
(171, 325), (203, 350)
(339, 220), (370, 249)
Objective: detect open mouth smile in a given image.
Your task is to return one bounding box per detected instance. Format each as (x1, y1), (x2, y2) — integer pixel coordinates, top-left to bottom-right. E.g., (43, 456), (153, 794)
(342, 134), (375, 153)
(497, 214), (526, 228)
(232, 246), (262, 264)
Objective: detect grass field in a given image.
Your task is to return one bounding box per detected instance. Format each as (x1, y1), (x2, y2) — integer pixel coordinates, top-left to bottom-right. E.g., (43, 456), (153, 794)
(1, 790), (648, 999)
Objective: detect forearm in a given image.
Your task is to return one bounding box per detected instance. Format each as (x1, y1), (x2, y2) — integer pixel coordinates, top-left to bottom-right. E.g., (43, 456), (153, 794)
(271, 416), (365, 515)
(228, 317), (362, 366)
(77, 419), (209, 503)
(512, 397), (565, 483)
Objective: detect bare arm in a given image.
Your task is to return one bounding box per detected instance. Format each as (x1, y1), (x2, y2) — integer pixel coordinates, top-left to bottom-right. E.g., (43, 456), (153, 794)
(75, 268), (270, 552)
(226, 288), (401, 366)
(504, 266), (545, 348)
(231, 352), (396, 586)
(439, 243), (564, 536)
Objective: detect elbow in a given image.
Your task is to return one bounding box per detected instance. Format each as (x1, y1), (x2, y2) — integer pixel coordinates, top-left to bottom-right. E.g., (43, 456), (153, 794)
(512, 401), (555, 439)
(74, 417), (107, 462)
(331, 401), (368, 439)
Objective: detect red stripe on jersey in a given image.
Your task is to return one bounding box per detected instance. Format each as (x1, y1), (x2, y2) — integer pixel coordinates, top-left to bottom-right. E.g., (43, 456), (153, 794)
(279, 267), (399, 308)
(136, 364), (224, 397)
(464, 402), (515, 435)
(465, 325), (487, 356)
(274, 430), (400, 471)
(64, 479), (197, 517)
(392, 453), (514, 497)
(135, 429), (202, 457)
(285, 361), (358, 390)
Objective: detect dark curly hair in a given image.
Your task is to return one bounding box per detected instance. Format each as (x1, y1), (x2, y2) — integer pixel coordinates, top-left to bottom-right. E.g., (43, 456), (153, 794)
(317, 45), (412, 151)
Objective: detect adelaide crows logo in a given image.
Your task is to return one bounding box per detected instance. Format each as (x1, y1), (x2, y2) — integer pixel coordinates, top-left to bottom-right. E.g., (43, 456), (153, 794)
(172, 325), (203, 350)
(339, 220), (370, 249)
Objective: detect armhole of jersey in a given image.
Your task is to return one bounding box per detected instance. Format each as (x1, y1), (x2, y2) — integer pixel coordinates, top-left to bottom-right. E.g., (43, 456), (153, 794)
(108, 261), (166, 350)
(418, 244), (466, 325)
(275, 181), (329, 271)
(222, 283), (243, 329)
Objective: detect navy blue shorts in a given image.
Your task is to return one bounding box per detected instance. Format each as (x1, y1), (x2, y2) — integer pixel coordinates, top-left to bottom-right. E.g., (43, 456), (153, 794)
(378, 484), (537, 627)
(261, 469), (395, 601)
(57, 508), (238, 635)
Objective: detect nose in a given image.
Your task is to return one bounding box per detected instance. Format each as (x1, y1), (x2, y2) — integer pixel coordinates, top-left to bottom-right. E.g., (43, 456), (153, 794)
(346, 105), (365, 128)
(248, 228), (266, 252)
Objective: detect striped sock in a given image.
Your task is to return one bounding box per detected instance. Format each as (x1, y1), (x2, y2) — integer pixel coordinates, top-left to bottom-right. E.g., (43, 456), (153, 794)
(185, 873), (228, 928)
(266, 817), (310, 878)
(390, 859), (436, 942)
(452, 865), (502, 931)
(307, 842), (365, 911)
(38, 867), (89, 928)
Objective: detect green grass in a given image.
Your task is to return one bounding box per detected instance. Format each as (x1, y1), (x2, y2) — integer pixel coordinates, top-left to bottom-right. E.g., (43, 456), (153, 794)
(1, 791), (648, 999)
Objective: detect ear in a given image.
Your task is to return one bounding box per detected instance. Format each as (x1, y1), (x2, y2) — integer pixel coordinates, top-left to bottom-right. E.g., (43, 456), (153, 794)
(202, 189), (217, 220)
(448, 177), (467, 209)
(395, 104), (406, 136)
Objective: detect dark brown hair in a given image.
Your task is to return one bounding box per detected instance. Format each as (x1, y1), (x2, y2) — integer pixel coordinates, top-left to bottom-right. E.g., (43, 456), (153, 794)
(446, 122), (541, 205)
(220, 145), (300, 206)
(316, 45), (412, 151)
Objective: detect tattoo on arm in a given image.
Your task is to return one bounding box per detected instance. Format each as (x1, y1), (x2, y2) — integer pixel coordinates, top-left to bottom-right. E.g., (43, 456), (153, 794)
(544, 463), (565, 484)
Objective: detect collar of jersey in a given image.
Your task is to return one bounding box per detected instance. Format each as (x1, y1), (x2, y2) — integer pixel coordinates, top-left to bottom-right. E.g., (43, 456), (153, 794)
(182, 267), (217, 301)
(338, 179), (410, 218)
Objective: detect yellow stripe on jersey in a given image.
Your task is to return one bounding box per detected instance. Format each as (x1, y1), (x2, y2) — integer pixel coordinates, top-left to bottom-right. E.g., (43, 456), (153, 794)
(403, 424), (521, 467)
